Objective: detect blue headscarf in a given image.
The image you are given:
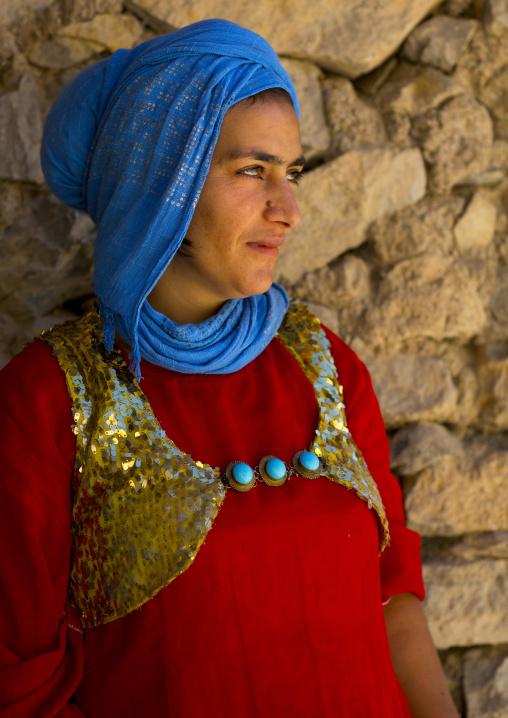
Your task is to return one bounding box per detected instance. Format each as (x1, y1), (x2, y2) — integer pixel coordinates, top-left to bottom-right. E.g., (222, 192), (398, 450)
(41, 19), (299, 378)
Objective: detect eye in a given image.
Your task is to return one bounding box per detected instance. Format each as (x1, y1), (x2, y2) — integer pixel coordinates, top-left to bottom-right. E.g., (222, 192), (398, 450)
(287, 169), (304, 185)
(237, 165), (264, 179)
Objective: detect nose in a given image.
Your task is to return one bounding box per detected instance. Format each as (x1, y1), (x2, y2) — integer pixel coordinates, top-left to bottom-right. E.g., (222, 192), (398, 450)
(263, 179), (301, 230)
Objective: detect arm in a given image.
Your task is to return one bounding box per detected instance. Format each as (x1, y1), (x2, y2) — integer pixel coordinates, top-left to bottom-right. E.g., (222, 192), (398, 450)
(323, 327), (456, 715)
(0, 343), (85, 717)
(384, 593), (459, 718)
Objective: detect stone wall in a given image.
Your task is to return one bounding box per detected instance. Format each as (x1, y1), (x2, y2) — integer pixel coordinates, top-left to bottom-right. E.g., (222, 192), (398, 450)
(1, 1), (508, 714)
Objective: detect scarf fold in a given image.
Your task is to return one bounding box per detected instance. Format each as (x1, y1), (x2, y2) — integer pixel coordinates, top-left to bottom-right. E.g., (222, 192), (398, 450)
(112, 283), (288, 374)
(41, 19), (298, 378)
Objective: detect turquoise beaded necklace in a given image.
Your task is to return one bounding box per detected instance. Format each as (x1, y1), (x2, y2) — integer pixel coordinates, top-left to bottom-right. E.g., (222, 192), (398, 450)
(224, 450), (323, 492)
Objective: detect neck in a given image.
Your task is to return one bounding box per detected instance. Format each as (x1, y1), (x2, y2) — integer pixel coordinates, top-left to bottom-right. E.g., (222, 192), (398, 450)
(147, 261), (225, 325)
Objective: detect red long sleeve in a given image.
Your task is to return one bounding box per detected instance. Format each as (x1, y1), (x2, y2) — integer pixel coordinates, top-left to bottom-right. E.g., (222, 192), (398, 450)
(0, 344), (84, 717)
(323, 326), (424, 602)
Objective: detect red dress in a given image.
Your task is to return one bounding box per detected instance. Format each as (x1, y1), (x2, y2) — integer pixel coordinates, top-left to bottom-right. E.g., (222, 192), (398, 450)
(0, 325), (423, 717)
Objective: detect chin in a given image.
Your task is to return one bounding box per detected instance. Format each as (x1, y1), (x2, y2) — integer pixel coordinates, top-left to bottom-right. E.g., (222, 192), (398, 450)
(240, 278), (275, 298)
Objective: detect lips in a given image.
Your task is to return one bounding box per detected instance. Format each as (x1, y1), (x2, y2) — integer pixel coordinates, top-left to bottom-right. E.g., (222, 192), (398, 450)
(246, 236), (285, 258)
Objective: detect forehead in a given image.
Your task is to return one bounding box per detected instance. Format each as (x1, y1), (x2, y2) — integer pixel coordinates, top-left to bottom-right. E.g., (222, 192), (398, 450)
(214, 98), (302, 161)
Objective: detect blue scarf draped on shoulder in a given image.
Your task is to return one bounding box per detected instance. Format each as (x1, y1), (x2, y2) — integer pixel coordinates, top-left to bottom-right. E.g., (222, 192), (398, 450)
(40, 19), (299, 379)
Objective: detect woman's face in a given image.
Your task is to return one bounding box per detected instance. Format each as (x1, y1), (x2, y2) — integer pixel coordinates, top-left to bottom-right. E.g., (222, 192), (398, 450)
(149, 97), (304, 323)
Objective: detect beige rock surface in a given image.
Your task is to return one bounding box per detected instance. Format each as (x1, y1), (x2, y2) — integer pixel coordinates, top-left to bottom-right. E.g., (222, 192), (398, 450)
(366, 355), (458, 428)
(275, 147), (426, 284)
(453, 27), (508, 144)
(412, 94), (493, 193)
(478, 358), (508, 430)
(376, 62), (464, 118)
(291, 256), (372, 344)
(485, 0), (508, 33)
(464, 651), (508, 718)
(454, 192), (497, 251)
(401, 15), (478, 72)
(58, 13), (144, 52)
(322, 76), (386, 156)
(441, 0), (475, 16)
(0, 74), (43, 182)
(489, 277), (508, 326)
(390, 422), (464, 475)
(28, 35), (104, 69)
(405, 438), (508, 535)
(65, 0), (123, 23)
(368, 196), (465, 268)
(423, 559), (508, 648)
(0, 190), (94, 332)
(279, 58), (330, 161)
(0, 0), (54, 27)
(440, 532), (508, 563)
(478, 65), (508, 141)
(358, 254), (487, 349)
(126, 0), (442, 78)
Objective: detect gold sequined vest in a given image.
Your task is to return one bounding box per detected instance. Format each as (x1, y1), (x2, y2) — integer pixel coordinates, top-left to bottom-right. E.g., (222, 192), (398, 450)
(41, 303), (388, 629)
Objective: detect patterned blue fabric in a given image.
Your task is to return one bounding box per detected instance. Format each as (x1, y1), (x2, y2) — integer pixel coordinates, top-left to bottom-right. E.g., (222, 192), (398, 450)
(41, 19), (299, 377)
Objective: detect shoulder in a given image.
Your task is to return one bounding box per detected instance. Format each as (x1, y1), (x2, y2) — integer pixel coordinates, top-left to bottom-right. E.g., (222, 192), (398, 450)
(0, 338), (75, 465)
(1, 338), (70, 409)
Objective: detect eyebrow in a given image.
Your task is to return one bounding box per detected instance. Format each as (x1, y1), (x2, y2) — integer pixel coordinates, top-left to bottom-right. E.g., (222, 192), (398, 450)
(226, 149), (306, 167)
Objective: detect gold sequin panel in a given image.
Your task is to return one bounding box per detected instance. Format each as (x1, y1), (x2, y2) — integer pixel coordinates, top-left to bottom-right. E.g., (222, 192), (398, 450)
(43, 313), (226, 629)
(277, 303), (389, 552)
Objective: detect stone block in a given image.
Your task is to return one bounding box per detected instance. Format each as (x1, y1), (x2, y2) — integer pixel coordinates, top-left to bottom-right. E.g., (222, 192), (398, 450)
(478, 358), (508, 430)
(401, 15), (478, 73)
(125, 0), (442, 78)
(358, 254), (487, 350)
(376, 62), (464, 118)
(441, 0), (475, 15)
(322, 76), (386, 156)
(0, 0), (53, 27)
(478, 64), (508, 141)
(58, 13), (144, 52)
(423, 559), (508, 648)
(64, 0), (123, 23)
(412, 94), (493, 193)
(464, 650), (508, 717)
(279, 58), (330, 161)
(290, 256), (371, 340)
(454, 192), (497, 251)
(0, 74), (43, 182)
(442, 532), (508, 563)
(489, 278), (508, 326)
(368, 196), (465, 269)
(0, 190), (94, 325)
(485, 0), (508, 34)
(390, 422), (464, 476)
(28, 35), (103, 69)
(405, 437), (508, 535)
(275, 146), (425, 284)
(366, 355), (458, 428)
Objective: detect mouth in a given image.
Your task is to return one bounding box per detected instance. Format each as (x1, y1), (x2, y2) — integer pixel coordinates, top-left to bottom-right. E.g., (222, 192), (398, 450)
(246, 237), (284, 258)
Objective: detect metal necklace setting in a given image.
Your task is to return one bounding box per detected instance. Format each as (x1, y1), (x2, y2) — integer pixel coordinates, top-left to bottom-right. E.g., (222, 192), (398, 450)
(223, 450), (324, 492)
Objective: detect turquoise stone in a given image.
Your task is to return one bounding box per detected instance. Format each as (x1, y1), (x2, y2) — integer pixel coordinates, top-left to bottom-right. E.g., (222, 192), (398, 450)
(232, 463), (254, 485)
(300, 451), (320, 471)
(266, 458), (286, 480)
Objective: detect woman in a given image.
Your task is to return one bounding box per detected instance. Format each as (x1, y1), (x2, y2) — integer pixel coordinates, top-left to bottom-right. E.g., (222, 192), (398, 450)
(0, 19), (458, 718)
